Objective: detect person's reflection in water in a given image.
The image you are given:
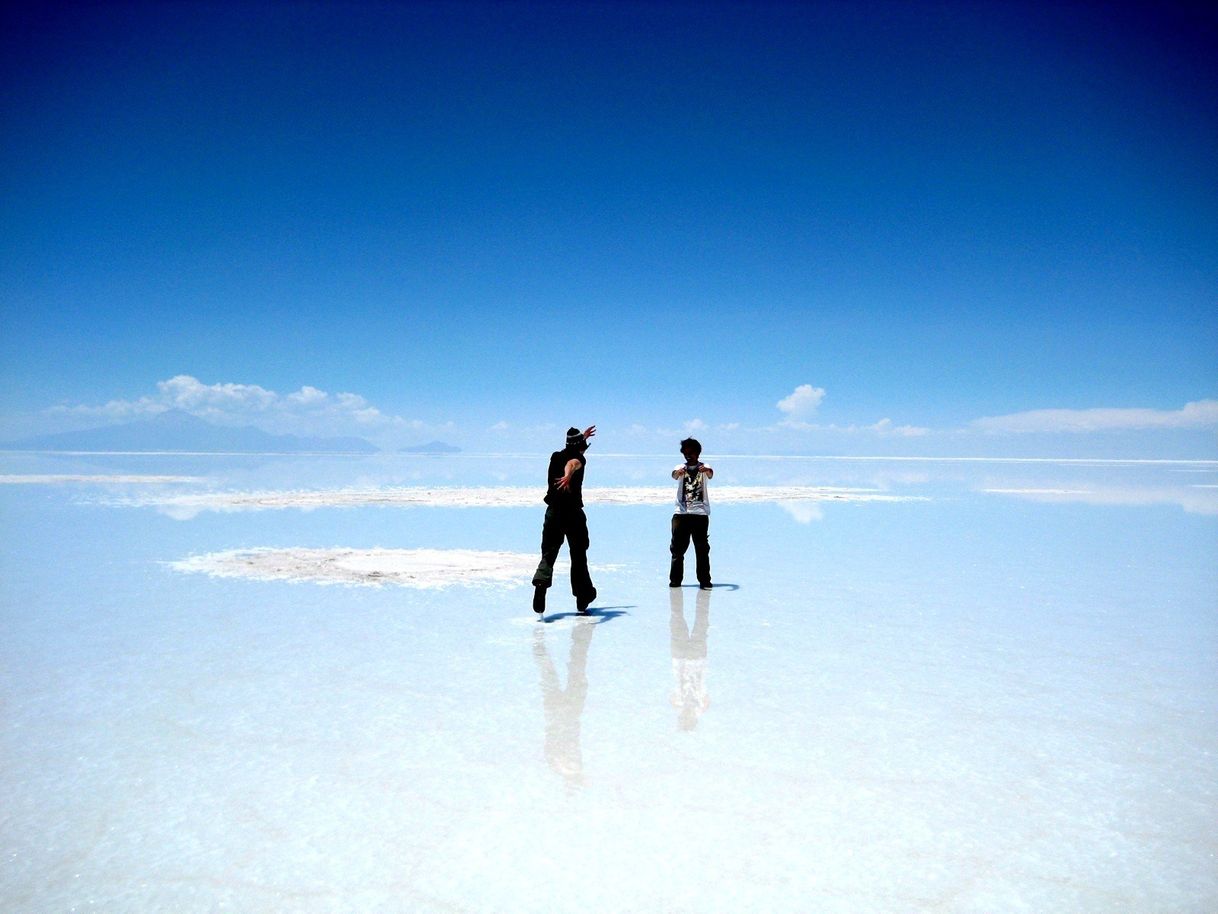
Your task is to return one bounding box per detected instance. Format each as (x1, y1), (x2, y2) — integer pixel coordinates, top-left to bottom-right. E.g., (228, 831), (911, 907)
(670, 587), (711, 730)
(533, 619), (597, 789)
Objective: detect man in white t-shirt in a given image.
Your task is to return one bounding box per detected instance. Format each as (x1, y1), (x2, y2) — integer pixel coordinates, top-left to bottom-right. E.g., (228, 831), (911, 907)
(670, 437), (713, 590)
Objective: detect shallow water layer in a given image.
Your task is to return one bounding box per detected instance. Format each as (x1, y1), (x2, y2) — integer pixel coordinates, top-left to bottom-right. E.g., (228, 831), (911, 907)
(2, 454), (1216, 912)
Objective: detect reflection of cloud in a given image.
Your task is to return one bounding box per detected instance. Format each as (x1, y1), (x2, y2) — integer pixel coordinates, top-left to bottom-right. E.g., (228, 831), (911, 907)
(778, 501), (825, 524)
(113, 484), (927, 518)
(172, 547), (575, 587)
(972, 400), (1218, 434)
(984, 486), (1218, 516)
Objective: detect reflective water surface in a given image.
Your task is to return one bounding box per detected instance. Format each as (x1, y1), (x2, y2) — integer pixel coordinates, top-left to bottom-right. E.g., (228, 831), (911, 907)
(2, 453), (1215, 912)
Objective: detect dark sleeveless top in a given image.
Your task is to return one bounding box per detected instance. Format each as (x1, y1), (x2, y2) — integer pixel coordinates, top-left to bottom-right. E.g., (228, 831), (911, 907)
(544, 448), (586, 508)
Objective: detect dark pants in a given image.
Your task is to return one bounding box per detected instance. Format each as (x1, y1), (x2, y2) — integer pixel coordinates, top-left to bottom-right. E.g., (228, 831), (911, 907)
(532, 507), (595, 599)
(670, 513), (711, 587)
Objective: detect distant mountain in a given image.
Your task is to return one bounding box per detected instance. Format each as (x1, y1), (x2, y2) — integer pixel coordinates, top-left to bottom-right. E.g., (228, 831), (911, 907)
(2, 410), (380, 454)
(399, 440), (461, 454)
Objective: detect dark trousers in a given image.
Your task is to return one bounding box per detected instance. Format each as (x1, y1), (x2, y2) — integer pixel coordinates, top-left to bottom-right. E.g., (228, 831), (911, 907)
(670, 513), (711, 587)
(532, 507), (595, 598)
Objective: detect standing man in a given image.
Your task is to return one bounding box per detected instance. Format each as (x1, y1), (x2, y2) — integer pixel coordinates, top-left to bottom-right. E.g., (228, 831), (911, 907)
(533, 425), (598, 615)
(670, 437), (713, 590)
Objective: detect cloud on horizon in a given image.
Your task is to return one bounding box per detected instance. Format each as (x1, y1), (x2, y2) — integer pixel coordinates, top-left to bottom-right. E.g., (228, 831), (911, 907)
(46, 375), (426, 437)
(972, 400), (1218, 434)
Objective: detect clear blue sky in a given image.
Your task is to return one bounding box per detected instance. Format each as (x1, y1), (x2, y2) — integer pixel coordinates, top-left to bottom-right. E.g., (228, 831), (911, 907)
(2, 1), (1215, 455)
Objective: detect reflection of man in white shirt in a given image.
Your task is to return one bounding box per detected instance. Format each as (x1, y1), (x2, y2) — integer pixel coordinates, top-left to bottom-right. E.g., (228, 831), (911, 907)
(670, 587), (711, 730)
(670, 437), (713, 589)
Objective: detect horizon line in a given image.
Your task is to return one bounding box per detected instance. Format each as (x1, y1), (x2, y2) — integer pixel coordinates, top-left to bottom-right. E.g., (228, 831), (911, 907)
(1, 448), (1216, 466)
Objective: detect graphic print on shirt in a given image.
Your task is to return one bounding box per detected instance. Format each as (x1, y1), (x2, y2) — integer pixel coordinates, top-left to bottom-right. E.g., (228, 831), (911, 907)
(683, 466), (703, 506)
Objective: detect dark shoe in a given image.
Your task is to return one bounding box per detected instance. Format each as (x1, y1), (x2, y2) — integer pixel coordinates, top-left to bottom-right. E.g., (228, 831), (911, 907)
(576, 587), (597, 613)
(699, 583), (713, 590)
(669, 582), (681, 588)
(532, 586), (546, 614)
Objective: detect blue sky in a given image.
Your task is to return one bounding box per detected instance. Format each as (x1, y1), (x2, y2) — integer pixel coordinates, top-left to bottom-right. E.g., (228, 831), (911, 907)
(1, 1), (1215, 456)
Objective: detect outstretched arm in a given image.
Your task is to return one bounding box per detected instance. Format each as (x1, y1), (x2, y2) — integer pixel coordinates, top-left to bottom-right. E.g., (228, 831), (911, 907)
(555, 458), (583, 490)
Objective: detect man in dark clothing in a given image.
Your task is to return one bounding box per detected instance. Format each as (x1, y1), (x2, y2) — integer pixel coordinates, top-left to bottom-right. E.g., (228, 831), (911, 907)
(670, 437), (713, 589)
(532, 425), (598, 615)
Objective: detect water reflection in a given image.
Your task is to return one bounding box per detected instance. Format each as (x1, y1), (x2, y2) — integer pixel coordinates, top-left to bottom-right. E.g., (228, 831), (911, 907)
(533, 620), (597, 789)
(670, 587), (711, 731)
(982, 483), (1218, 515)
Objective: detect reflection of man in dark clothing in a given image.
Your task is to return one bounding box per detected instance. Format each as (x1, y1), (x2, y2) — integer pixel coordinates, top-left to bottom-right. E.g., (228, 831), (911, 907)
(533, 620), (596, 788)
(670, 586), (711, 730)
(532, 425), (597, 615)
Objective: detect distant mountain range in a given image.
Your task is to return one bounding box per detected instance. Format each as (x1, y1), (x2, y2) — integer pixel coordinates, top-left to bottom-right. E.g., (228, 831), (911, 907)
(2, 410), (380, 453)
(399, 440), (461, 454)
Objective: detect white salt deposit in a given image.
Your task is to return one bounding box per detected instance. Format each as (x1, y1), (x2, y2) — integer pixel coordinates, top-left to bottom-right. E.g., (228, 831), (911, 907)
(109, 483), (925, 517)
(171, 547), (565, 588)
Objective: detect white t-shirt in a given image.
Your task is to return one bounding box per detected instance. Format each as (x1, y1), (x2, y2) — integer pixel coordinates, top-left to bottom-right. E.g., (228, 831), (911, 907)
(673, 463), (711, 516)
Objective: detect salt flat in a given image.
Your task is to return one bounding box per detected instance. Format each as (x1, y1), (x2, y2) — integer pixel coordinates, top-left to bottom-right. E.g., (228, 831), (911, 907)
(2, 453), (1215, 912)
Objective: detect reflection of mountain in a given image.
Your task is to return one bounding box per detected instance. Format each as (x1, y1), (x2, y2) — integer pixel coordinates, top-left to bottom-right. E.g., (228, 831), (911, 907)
(3, 410), (379, 454)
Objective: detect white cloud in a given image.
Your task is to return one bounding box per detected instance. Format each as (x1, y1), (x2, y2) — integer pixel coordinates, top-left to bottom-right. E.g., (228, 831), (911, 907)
(870, 418), (930, 437)
(47, 396), (165, 422)
(158, 375), (277, 414)
(287, 386), (328, 406)
(763, 416), (932, 437)
(972, 400), (1218, 434)
(45, 375), (424, 437)
(776, 384), (826, 421)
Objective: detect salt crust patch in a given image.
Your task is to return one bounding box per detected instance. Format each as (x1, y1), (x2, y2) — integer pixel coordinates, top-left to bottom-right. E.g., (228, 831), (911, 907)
(172, 547), (563, 588)
(117, 484), (924, 514)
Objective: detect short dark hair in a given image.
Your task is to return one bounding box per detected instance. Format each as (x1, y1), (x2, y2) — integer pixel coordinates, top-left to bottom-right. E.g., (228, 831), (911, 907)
(679, 437), (702, 457)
